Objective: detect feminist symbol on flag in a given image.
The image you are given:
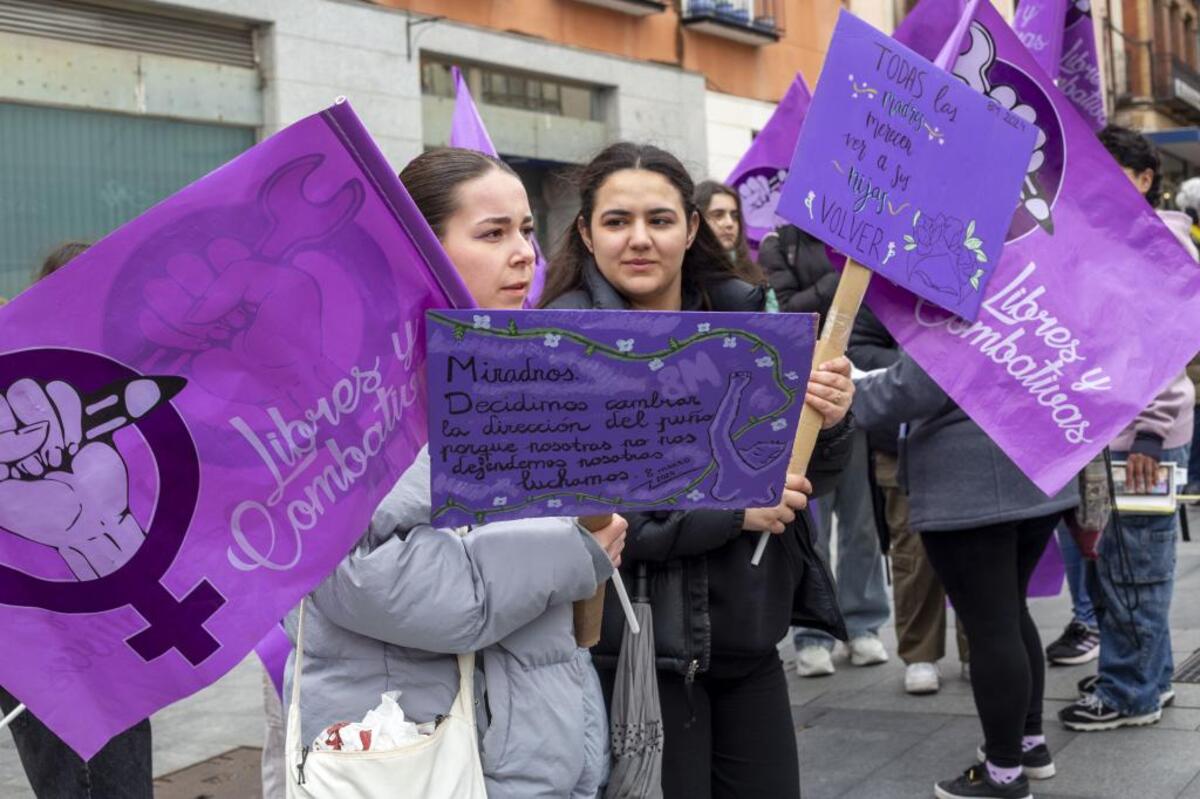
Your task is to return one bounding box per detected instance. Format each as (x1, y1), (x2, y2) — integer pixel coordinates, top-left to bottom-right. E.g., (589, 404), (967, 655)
(954, 21), (1066, 241)
(0, 349), (224, 666)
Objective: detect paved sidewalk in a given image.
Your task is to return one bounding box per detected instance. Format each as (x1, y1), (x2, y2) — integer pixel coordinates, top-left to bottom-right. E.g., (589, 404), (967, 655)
(3, 523), (1199, 798)
(789, 528), (1200, 799)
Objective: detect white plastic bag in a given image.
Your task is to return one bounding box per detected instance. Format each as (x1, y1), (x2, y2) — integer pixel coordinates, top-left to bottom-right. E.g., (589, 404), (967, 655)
(312, 692), (430, 752)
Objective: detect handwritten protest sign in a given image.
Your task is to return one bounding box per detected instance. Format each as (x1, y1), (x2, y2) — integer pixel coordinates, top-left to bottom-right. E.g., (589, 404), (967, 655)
(777, 11), (1037, 322)
(866, 0), (1200, 494)
(0, 100), (470, 758)
(426, 309), (816, 526)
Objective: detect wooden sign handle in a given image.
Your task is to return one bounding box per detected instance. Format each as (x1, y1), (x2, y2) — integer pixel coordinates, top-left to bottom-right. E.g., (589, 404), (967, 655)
(573, 514), (640, 646)
(751, 260), (873, 566)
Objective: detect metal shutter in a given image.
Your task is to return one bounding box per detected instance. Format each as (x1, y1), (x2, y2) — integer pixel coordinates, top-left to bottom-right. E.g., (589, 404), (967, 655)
(0, 0), (256, 68)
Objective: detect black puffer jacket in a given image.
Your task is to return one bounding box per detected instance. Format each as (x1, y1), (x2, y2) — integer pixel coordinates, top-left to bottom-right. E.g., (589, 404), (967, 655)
(546, 260), (851, 676)
(759, 225), (840, 319)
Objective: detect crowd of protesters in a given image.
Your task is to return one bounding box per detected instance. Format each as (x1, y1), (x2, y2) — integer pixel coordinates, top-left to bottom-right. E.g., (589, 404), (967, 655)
(2, 123), (1197, 799)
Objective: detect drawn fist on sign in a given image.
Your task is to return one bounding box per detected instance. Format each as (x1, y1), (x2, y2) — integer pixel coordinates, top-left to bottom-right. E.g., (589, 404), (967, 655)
(0, 379), (143, 581)
(138, 240), (328, 406)
(737, 169), (787, 230)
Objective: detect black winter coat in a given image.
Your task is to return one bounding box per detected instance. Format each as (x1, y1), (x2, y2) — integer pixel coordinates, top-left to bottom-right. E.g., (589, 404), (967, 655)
(545, 259), (851, 677)
(758, 225), (840, 320)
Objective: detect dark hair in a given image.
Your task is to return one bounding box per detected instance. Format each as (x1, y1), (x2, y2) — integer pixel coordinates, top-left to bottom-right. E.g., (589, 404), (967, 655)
(37, 241), (90, 282)
(539, 142), (739, 308)
(694, 179), (765, 285)
(1098, 124), (1162, 207)
(399, 147), (518, 238)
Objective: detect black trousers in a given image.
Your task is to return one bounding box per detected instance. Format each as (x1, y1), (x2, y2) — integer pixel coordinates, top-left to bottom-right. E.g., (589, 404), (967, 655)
(599, 651), (800, 799)
(920, 513), (1060, 768)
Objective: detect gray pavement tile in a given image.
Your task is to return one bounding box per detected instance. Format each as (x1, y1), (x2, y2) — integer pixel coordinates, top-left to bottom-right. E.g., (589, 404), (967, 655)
(1177, 770), (1200, 798)
(795, 707), (949, 736)
(1050, 726), (1200, 799)
(839, 774), (935, 798)
(797, 725), (920, 799)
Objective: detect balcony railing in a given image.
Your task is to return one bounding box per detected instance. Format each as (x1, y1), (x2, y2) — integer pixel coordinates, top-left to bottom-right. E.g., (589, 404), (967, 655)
(681, 0), (783, 45)
(1107, 19), (1200, 121)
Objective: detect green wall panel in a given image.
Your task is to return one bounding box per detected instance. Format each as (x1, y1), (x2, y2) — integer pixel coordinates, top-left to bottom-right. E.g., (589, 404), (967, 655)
(0, 102), (254, 299)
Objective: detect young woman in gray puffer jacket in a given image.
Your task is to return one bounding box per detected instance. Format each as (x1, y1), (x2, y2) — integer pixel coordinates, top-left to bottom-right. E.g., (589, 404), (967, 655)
(284, 148), (628, 799)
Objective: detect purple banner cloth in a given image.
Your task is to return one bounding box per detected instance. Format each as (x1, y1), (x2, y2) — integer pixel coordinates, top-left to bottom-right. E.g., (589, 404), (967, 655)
(777, 11), (1037, 321)
(858, 0), (1200, 495)
(1011, 0), (1069, 78)
(450, 66), (498, 156)
(254, 625), (291, 698)
(427, 309), (816, 526)
(1028, 533), (1066, 598)
(1012, 0), (1106, 131)
(1058, 1), (1107, 131)
(0, 100), (471, 758)
(449, 66), (547, 305)
(726, 74), (813, 251)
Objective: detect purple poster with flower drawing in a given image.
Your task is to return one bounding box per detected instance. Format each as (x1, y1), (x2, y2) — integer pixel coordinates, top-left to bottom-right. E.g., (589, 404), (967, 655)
(0, 100), (472, 758)
(426, 309), (816, 526)
(862, 0), (1200, 495)
(776, 11), (1037, 322)
(726, 74), (812, 252)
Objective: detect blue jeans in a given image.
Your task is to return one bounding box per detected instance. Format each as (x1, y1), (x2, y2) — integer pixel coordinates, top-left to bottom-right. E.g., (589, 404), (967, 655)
(794, 428), (890, 649)
(0, 687), (151, 798)
(1056, 523), (1096, 628)
(1092, 445), (1188, 716)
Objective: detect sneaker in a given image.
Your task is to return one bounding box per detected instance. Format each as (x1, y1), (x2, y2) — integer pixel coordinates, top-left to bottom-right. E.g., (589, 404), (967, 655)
(1045, 620), (1100, 665)
(848, 634), (889, 666)
(796, 645), (835, 677)
(1077, 674), (1175, 708)
(905, 662), (941, 694)
(1058, 692), (1161, 731)
(975, 744), (1056, 780)
(935, 764), (1032, 799)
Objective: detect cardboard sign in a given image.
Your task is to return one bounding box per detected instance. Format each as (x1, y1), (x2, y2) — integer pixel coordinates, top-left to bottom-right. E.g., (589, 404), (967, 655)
(427, 309), (817, 525)
(777, 11), (1037, 321)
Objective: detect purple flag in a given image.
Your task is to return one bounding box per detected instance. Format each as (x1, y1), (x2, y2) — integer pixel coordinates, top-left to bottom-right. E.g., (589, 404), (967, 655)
(450, 66), (498, 156)
(726, 74), (813, 250)
(1027, 533), (1066, 597)
(776, 11), (1037, 321)
(449, 66), (547, 305)
(255, 624), (291, 698)
(1057, 1), (1108, 131)
(859, 0), (1200, 495)
(0, 100), (471, 758)
(427, 309), (816, 526)
(1012, 0), (1107, 131)
(1011, 0), (1069, 78)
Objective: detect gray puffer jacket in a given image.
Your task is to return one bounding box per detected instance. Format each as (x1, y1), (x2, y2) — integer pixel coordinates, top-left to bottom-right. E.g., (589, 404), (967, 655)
(284, 447), (614, 798)
(853, 353), (1078, 531)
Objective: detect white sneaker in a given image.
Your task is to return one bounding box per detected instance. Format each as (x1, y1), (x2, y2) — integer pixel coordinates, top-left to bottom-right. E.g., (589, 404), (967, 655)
(796, 645), (835, 677)
(904, 662), (940, 694)
(848, 635), (889, 666)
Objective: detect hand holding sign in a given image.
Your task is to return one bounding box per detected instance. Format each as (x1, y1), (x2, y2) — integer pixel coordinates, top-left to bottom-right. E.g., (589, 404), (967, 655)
(751, 8), (1034, 565)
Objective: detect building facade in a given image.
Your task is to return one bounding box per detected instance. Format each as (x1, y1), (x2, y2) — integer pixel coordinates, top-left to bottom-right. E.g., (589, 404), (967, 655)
(0, 0), (847, 297)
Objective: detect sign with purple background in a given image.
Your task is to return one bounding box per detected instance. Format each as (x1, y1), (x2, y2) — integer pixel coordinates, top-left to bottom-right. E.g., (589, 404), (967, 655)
(0, 100), (471, 758)
(726, 74), (812, 252)
(427, 309), (816, 526)
(1012, 0), (1107, 131)
(862, 0), (1200, 495)
(777, 11), (1037, 322)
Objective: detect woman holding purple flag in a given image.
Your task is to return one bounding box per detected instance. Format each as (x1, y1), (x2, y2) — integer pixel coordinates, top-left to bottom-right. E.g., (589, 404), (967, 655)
(540, 142), (855, 799)
(285, 148), (628, 799)
(853, 355), (1079, 798)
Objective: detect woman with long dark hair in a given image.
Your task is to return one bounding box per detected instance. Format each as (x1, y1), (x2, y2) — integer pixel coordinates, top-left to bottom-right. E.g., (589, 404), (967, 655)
(541, 142), (854, 798)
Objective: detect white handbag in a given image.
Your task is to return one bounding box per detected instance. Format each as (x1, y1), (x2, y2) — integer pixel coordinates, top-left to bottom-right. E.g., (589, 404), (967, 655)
(285, 600), (489, 799)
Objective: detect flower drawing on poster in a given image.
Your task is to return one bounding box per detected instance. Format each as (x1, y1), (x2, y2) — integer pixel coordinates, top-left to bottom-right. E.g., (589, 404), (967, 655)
(902, 212), (988, 298)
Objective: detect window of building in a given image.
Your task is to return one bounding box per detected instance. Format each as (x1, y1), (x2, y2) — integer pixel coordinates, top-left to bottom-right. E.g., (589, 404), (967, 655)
(420, 59), (603, 122)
